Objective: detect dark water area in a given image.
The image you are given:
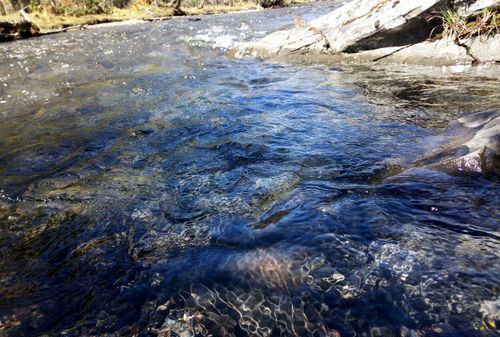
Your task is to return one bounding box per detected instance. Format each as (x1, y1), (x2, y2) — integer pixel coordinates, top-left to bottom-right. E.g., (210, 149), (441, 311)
(0, 2), (499, 336)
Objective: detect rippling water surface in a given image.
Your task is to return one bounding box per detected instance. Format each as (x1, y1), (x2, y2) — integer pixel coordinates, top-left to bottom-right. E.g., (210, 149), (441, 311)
(0, 2), (499, 336)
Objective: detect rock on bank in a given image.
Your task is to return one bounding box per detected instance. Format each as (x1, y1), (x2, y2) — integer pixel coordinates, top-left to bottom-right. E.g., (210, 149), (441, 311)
(229, 0), (500, 65)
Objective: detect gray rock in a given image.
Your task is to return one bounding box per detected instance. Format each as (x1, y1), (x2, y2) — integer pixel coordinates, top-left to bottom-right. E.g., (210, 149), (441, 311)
(309, 0), (447, 53)
(229, 0), (500, 66)
(415, 110), (500, 176)
(468, 35), (500, 63)
(344, 38), (473, 65)
(230, 27), (328, 58)
(457, 0), (499, 16)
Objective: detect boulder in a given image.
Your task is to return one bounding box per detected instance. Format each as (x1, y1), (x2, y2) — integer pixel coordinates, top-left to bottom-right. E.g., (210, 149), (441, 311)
(229, 27), (328, 58)
(229, 0), (500, 66)
(309, 0), (448, 53)
(230, 0), (453, 58)
(468, 35), (500, 63)
(343, 37), (473, 65)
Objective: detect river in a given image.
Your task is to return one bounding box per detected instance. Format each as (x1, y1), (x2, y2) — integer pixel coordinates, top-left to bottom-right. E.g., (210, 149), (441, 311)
(0, 2), (499, 336)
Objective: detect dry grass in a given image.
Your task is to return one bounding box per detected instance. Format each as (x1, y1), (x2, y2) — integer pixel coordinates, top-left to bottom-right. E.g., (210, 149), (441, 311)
(0, 0), (290, 32)
(26, 7), (175, 31)
(435, 8), (499, 42)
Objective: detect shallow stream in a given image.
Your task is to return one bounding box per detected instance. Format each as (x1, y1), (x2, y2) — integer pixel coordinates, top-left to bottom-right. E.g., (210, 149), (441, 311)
(0, 2), (499, 336)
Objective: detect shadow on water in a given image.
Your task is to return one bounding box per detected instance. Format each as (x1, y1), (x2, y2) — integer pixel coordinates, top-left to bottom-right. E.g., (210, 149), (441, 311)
(0, 2), (499, 336)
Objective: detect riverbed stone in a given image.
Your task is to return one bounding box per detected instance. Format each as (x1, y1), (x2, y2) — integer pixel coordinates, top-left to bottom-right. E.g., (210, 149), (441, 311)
(415, 110), (500, 176)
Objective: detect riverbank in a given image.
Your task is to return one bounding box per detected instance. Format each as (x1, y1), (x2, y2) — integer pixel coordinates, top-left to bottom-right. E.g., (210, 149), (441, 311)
(230, 0), (500, 66)
(0, 0), (308, 41)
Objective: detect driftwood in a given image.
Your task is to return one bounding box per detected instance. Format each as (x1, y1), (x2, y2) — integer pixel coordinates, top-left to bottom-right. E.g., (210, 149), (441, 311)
(19, 8), (32, 23)
(41, 25), (86, 36)
(39, 17), (171, 37)
(143, 16), (172, 22)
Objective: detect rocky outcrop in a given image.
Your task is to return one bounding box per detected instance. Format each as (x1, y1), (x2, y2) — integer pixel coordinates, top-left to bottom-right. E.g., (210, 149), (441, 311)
(308, 0), (447, 53)
(331, 35), (500, 65)
(457, 0), (499, 15)
(344, 39), (471, 65)
(415, 110), (499, 176)
(230, 0), (500, 66)
(468, 34), (500, 63)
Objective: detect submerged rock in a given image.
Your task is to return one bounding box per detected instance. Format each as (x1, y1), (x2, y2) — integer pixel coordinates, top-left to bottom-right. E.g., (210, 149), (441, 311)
(415, 110), (499, 176)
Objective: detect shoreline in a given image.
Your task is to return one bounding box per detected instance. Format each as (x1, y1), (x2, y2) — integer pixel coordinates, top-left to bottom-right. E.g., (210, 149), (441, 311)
(0, 1), (309, 42)
(230, 0), (500, 67)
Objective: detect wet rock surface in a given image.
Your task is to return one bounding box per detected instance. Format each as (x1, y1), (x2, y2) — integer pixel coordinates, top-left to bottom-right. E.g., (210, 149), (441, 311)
(414, 110), (500, 176)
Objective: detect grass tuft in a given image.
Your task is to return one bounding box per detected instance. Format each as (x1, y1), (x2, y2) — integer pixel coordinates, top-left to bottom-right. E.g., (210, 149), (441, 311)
(433, 7), (499, 42)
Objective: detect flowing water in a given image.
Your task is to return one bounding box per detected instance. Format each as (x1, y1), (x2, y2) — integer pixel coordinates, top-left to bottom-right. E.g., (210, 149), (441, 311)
(0, 2), (499, 337)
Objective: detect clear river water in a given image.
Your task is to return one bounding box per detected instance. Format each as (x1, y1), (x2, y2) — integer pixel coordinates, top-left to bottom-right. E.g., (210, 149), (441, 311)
(0, 2), (499, 336)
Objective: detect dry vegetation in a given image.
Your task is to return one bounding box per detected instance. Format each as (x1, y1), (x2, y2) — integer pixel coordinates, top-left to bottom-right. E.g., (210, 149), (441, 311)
(1, 4), (255, 31)
(0, 0), (302, 32)
(435, 7), (499, 42)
